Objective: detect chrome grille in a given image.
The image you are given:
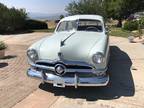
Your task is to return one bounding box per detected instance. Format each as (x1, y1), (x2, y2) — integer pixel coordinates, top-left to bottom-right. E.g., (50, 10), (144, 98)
(36, 62), (55, 67)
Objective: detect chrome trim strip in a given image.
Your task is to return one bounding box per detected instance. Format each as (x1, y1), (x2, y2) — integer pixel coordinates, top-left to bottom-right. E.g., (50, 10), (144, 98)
(31, 63), (107, 73)
(31, 63), (55, 71)
(27, 68), (109, 88)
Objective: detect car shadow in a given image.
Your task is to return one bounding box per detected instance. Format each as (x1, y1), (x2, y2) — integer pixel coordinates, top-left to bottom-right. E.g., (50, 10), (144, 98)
(39, 46), (135, 101)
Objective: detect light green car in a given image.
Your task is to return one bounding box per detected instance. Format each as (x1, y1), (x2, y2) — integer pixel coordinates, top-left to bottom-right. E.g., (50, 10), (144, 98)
(27, 15), (110, 88)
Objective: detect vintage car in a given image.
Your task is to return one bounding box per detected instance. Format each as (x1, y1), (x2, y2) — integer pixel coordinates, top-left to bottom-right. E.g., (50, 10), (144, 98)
(27, 15), (110, 88)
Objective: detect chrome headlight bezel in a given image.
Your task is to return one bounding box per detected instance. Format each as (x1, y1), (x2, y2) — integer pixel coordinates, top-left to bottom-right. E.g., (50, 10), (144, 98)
(27, 49), (38, 63)
(92, 52), (105, 64)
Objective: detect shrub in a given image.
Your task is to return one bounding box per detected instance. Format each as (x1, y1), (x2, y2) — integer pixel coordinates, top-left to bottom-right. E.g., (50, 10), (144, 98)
(140, 17), (144, 29)
(25, 20), (48, 30)
(123, 17), (144, 31)
(123, 20), (138, 31)
(0, 3), (27, 33)
(0, 41), (7, 50)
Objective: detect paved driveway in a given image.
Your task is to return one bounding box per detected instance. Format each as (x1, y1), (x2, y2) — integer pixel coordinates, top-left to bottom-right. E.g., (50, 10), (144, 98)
(0, 33), (144, 108)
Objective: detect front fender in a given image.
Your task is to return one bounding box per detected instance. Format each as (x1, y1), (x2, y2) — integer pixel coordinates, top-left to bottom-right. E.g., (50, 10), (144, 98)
(88, 34), (109, 69)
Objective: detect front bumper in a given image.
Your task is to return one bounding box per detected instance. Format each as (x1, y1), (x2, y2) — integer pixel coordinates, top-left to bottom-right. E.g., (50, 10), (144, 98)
(27, 68), (109, 88)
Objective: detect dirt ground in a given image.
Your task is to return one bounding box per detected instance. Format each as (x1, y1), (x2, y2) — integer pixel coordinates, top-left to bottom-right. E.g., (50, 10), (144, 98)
(0, 33), (144, 108)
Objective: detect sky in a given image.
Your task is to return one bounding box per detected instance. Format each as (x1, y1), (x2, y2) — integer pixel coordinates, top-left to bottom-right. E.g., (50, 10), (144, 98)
(0, 0), (74, 14)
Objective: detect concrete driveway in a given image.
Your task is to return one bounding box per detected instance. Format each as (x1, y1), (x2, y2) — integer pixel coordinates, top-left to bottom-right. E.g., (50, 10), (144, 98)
(0, 33), (144, 108)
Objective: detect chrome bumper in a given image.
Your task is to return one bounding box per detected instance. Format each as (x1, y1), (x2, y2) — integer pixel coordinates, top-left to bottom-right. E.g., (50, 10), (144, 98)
(27, 68), (109, 88)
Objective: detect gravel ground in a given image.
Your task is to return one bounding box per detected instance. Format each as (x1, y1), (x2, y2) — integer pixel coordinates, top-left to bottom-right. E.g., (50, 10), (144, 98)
(0, 33), (144, 108)
(0, 33), (50, 108)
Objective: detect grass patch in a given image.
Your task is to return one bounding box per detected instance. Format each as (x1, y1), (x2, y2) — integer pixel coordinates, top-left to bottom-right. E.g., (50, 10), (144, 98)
(109, 27), (144, 38)
(109, 27), (131, 38)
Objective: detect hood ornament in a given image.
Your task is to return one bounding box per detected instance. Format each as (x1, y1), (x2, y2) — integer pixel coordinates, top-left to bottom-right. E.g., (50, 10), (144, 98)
(54, 64), (66, 76)
(58, 52), (63, 60)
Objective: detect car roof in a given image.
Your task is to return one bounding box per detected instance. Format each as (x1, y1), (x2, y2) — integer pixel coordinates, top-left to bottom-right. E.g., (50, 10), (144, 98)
(60, 15), (104, 22)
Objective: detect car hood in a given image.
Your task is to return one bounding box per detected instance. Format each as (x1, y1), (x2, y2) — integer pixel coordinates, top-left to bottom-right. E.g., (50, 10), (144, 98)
(39, 31), (103, 62)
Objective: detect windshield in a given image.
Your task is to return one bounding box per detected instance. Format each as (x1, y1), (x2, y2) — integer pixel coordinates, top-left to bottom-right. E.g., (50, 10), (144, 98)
(56, 19), (103, 32)
(56, 21), (77, 32)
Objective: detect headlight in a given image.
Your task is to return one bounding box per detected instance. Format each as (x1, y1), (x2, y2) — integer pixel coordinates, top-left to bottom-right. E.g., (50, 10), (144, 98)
(92, 52), (105, 64)
(27, 49), (38, 63)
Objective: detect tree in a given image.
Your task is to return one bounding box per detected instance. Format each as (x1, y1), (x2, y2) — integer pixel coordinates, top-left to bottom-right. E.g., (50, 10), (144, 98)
(66, 0), (144, 27)
(65, 0), (105, 17)
(59, 14), (64, 19)
(104, 0), (144, 27)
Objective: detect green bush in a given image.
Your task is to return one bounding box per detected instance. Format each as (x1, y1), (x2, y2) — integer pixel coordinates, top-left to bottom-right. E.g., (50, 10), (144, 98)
(123, 20), (138, 31)
(0, 3), (27, 33)
(123, 17), (144, 31)
(0, 41), (7, 50)
(140, 17), (144, 29)
(25, 20), (48, 30)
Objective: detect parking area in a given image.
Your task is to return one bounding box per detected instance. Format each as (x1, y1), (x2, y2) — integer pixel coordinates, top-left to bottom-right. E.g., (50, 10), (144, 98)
(0, 33), (144, 108)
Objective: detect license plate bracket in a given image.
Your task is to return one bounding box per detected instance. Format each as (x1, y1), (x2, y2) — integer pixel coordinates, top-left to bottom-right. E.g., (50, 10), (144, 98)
(53, 78), (65, 88)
